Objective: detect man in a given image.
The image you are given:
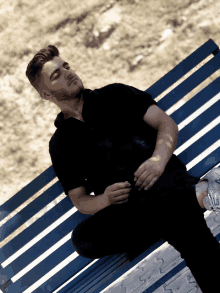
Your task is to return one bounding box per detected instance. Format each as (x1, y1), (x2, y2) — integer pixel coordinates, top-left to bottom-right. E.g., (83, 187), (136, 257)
(26, 45), (216, 292)
(25, 45), (209, 207)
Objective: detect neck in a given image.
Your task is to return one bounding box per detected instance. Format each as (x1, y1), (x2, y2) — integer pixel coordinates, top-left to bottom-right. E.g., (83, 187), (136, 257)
(61, 91), (84, 120)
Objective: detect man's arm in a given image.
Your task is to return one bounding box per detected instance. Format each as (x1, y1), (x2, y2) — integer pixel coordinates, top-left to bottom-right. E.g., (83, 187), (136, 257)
(68, 186), (110, 215)
(79, 194), (110, 215)
(143, 104), (179, 169)
(151, 120), (179, 169)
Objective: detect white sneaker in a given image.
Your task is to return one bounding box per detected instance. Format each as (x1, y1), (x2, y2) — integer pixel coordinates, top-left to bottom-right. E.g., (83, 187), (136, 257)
(199, 167), (220, 214)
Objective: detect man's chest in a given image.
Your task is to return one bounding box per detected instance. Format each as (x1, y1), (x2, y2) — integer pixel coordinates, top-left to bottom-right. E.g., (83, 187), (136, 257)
(81, 115), (157, 159)
(88, 127), (155, 155)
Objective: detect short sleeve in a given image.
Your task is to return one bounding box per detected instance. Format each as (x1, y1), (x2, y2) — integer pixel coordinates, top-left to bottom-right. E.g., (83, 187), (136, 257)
(114, 83), (158, 123)
(49, 137), (87, 196)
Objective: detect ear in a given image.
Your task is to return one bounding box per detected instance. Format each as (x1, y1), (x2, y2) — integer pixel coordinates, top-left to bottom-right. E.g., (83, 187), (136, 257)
(143, 105), (177, 130)
(39, 88), (52, 101)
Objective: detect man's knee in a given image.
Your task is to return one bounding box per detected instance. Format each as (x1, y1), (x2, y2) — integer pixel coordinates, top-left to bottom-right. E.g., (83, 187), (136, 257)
(71, 229), (83, 253)
(71, 229), (93, 258)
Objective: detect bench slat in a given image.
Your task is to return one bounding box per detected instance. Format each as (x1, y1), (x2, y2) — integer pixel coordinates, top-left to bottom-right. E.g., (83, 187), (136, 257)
(180, 122), (220, 175)
(147, 38), (219, 100)
(36, 239), (166, 293)
(156, 50), (220, 111)
(170, 77), (220, 125)
(0, 181), (64, 243)
(0, 166), (57, 222)
(176, 97), (219, 150)
(0, 197), (72, 262)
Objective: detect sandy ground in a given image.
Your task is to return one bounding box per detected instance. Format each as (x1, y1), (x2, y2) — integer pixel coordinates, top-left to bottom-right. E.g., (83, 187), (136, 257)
(0, 0), (220, 247)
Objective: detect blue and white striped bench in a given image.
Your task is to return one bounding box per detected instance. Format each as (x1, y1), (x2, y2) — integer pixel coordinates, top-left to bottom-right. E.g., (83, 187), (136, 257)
(0, 38), (219, 293)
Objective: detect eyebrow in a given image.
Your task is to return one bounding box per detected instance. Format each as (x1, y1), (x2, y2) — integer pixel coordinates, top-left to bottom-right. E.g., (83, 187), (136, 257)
(50, 62), (69, 81)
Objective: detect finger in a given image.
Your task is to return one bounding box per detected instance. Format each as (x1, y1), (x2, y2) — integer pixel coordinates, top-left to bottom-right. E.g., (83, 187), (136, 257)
(138, 177), (152, 190)
(135, 174), (144, 187)
(134, 174), (140, 184)
(115, 199), (129, 204)
(135, 171), (149, 187)
(139, 174), (155, 189)
(134, 166), (146, 181)
(144, 177), (158, 190)
(134, 168), (141, 179)
(141, 175), (155, 189)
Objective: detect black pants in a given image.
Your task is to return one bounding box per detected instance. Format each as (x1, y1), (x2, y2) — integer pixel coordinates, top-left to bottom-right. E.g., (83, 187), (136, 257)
(71, 168), (220, 292)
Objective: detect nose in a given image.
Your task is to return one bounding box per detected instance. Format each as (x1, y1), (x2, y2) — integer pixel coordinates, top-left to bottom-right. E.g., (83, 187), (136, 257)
(60, 66), (72, 80)
(67, 72), (73, 81)
(66, 72), (75, 85)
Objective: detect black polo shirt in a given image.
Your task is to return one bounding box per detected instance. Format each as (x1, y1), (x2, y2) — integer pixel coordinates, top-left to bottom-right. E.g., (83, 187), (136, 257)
(49, 83), (197, 197)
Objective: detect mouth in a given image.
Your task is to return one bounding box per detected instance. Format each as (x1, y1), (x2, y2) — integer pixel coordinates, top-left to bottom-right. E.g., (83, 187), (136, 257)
(69, 77), (77, 87)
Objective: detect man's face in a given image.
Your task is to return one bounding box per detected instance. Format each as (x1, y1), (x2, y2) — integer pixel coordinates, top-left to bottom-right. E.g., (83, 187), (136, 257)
(39, 56), (84, 102)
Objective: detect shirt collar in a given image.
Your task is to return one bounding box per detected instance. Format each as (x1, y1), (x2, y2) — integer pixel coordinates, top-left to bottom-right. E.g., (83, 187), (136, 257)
(54, 88), (93, 129)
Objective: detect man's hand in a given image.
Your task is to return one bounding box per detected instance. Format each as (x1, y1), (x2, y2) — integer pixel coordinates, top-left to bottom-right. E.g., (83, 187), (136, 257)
(134, 156), (165, 191)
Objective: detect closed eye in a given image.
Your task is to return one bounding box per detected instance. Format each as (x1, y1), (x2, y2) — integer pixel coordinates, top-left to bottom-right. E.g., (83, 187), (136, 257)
(54, 66), (70, 80)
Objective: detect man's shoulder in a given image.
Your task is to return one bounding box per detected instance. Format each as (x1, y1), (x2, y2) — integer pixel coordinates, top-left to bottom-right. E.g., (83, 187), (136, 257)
(89, 83), (124, 110)
(49, 129), (64, 155)
(49, 130), (58, 154)
(49, 132), (56, 146)
(94, 83), (125, 93)
(92, 83), (126, 104)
